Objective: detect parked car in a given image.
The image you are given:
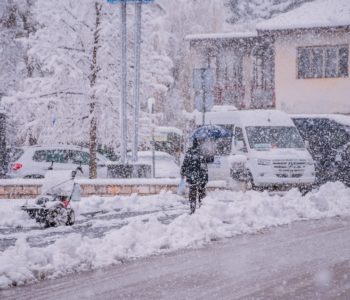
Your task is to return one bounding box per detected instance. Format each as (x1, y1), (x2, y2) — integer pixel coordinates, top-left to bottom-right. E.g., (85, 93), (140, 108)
(7, 145), (111, 179)
(126, 151), (180, 178)
(291, 114), (350, 185)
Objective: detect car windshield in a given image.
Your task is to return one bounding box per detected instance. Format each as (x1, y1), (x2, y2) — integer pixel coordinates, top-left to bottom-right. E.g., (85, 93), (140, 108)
(33, 149), (92, 165)
(246, 126), (305, 150)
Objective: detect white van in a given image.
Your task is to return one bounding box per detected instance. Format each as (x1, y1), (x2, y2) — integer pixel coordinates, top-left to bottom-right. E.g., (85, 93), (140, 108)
(195, 109), (316, 190)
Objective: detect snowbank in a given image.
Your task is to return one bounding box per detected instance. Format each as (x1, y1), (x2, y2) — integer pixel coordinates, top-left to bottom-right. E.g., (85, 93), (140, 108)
(1, 182), (350, 289)
(0, 200), (37, 228)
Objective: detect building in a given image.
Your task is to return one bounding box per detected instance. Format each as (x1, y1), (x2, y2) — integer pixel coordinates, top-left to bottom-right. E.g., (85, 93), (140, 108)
(187, 0), (350, 114)
(187, 32), (275, 110)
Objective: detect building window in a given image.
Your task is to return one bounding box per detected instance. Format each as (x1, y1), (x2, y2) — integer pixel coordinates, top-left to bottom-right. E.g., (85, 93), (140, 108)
(297, 45), (349, 79)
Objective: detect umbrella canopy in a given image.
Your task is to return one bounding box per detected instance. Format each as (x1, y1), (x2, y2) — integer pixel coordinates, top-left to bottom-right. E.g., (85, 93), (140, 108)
(191, 125), (233, 140)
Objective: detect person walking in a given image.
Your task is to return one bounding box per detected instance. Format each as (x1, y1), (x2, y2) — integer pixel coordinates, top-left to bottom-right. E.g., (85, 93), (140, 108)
(181, 138), (209, 214)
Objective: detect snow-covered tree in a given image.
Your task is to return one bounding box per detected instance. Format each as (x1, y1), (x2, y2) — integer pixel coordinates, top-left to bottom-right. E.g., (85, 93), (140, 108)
(4, 0), (124, 177)
(0, 0), (38, 149)
(141, 0), (228, 126)
(226, 0), (315, 29)
(0, 0), (35, 97)
(4, 0), (230, 163)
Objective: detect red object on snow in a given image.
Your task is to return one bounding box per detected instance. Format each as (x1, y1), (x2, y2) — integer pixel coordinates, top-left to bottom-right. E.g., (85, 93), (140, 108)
(12, 163), (23, 171)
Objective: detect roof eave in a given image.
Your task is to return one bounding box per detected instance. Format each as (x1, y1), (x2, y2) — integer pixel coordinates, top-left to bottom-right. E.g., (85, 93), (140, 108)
(257, 24), (350, 35)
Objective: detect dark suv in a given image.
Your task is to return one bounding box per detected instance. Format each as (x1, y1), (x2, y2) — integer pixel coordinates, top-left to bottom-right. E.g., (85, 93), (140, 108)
(291, 115), (350, 185)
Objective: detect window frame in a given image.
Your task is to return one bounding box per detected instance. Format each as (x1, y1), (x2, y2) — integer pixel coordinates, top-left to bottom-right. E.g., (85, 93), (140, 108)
(297, 44), (349, 79)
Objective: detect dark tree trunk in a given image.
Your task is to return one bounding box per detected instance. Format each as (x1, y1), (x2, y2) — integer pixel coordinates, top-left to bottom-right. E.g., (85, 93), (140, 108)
(89, 2), (102, 179)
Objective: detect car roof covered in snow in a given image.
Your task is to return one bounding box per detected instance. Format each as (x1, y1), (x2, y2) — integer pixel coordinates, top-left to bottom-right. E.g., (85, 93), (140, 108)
(22, 145), (89, 151)
(290, 114), (350, 127)
(196, 110), (295, 127)
(257, 0), (350, 31)
(18, 145), (110, 161)
(127, 151), (175, 158)
(185, 31), (258, 41)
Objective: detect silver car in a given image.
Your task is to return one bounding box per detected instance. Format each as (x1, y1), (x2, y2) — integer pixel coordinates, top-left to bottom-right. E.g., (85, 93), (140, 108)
(7, 145), (110, 178)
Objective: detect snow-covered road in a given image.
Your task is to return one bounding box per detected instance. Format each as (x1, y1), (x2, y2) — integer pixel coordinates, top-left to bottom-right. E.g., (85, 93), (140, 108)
(2, 216), (350, 299)
(1, 182), (350, 297)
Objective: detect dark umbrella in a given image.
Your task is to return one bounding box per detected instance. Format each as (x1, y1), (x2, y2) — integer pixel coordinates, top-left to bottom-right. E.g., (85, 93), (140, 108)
(191, 125), (233, 140)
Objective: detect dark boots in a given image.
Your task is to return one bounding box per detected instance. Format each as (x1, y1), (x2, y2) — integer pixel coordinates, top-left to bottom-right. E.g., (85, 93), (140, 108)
(190, 201), (196, 214)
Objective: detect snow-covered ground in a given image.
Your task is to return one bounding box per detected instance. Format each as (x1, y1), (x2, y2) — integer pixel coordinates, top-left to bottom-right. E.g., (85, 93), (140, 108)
(1, 182), (350, 289)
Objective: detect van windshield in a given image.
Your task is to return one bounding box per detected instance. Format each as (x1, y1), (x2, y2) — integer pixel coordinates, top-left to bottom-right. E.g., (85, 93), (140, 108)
(246, 126), (305, 150)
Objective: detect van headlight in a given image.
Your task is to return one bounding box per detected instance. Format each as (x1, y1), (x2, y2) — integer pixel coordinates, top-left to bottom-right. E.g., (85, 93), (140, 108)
(257, 159), (271, 166)
(307, 160), (314, 166)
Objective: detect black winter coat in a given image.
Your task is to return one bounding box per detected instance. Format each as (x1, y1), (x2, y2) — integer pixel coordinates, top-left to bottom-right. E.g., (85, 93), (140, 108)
(181, 146), (209, 185)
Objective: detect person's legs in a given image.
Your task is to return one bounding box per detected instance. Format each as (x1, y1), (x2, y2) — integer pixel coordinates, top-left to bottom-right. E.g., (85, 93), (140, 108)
(189, 184), (197, 214)
(198, 182), (206, 207)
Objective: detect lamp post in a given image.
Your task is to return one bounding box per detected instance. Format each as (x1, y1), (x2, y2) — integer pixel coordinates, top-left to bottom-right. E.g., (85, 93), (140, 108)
(132, 1), (142, 163)
(120, 1), (127, 163)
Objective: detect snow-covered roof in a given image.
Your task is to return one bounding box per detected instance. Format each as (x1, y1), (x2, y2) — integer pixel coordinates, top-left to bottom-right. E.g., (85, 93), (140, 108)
(257, 0), (350, 31)
(211, 105), (237, 112)
(185, 31), (258, 41)
(154, 126), (182, 136)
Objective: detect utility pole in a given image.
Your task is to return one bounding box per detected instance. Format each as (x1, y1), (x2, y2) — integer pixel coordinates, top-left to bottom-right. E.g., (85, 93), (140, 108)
(132, 2), (142, 163)
(120, 1), (128, 164)
(107, 0), (154, 165)
(201, 70), (206, 125)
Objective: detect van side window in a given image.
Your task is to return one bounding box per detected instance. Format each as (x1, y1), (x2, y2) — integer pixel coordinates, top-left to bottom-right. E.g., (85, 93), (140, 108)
(234, 127), (247, 152)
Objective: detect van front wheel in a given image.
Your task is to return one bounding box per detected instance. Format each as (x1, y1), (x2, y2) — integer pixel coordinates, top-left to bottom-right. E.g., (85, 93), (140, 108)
(240, 171), (254, 192)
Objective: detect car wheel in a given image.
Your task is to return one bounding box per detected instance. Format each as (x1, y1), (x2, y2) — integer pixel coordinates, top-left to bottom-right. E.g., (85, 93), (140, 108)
(24, 174), (45, 179)
(240, 171), (254, 192)
(245, 174), (254, 191)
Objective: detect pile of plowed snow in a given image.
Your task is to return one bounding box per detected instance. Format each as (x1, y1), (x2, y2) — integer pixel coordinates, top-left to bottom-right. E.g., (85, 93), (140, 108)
(1, 182), (350, 288)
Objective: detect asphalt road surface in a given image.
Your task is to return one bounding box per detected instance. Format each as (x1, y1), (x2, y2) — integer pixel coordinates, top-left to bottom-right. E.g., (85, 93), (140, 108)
(2, 217), (350, 300)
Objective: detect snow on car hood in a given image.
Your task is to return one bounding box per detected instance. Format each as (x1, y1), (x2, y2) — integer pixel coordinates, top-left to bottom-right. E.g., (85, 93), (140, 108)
(250, 148), (312, 161)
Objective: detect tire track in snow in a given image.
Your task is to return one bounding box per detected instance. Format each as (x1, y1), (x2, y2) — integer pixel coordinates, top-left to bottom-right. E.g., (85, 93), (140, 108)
(0, 206), (187, 251)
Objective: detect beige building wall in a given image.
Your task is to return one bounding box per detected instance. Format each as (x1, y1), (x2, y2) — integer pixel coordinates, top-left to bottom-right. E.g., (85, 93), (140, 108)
(242, 53), (253, 108)
(274, 30), (350, 114)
